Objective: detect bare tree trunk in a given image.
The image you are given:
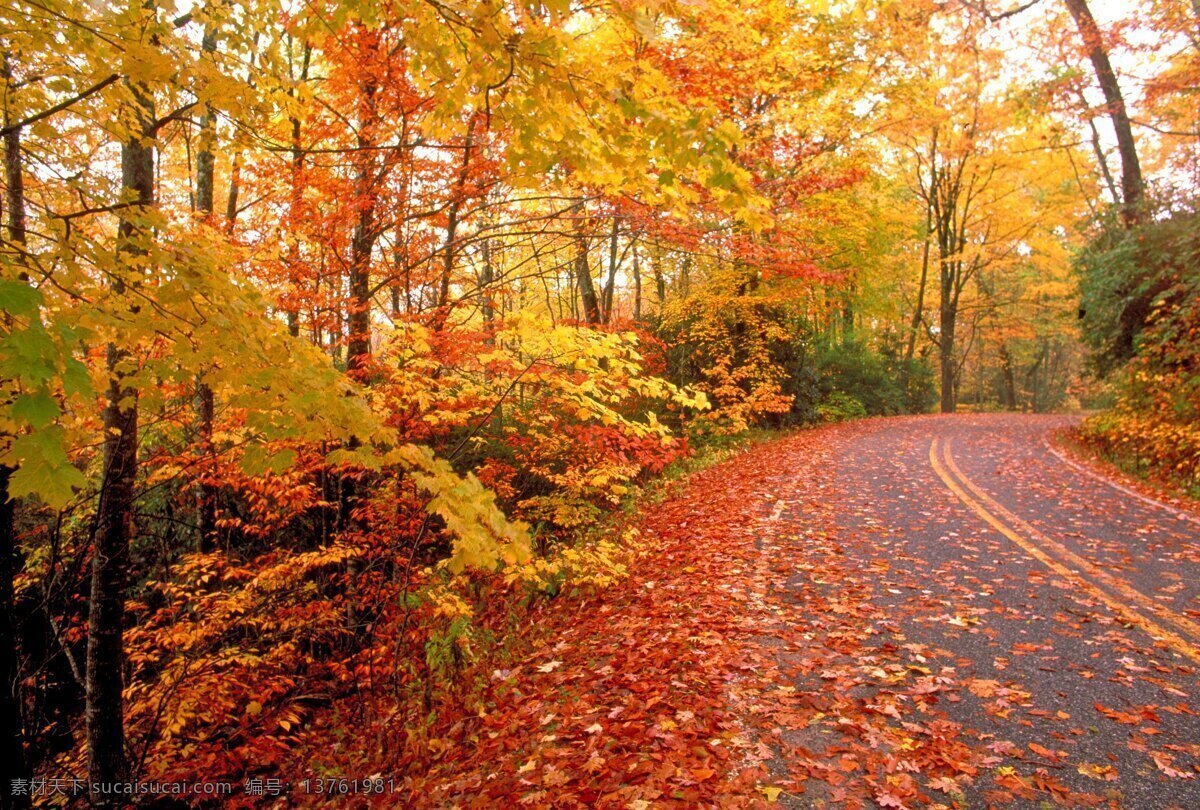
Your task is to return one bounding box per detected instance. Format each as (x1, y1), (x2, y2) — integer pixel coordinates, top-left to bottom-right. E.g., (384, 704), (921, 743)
(285, 43), (311, 338)
(602, 217), (619, 323)
(900, 206), (932, 408)
(998, 343), (1018, 410)
(1, 51), (31, 810)
(653, 256), (666, 309)
(574, 213), (601, 325)
(1064, 0), (1144, 223)
(193, 27), (218, 552)
(224, 151), (241, 234)
(1084, 107), (1120, 205)
(633, 246), (643, 321)
(904, 206), (932, 366)
(341, 46), (380, 541)
(87, 74), (154, 804)
(346, 70), (379, 378)
(0, 466), (24, 810)
(938, 261), (957, 414)
(438, 116), (478, 316)
(480, 237), (495, 328)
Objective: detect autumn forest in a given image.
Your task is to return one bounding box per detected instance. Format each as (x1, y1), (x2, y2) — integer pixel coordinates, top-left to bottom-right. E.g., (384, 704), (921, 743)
(2, 0), (1200, 806)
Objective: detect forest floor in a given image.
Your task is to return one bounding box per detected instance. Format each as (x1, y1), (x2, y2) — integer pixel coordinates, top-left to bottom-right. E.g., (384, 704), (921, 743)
(403, 414), (1200, 809)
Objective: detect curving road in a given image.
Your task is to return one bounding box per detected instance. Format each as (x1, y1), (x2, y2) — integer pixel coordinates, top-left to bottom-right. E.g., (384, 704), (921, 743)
(768, 414), (1200, 808)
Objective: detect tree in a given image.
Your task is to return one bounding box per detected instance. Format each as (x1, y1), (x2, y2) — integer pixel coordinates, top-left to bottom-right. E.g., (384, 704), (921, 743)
(1062, 0), (1144, 223)
(884, 7), (1084, 411)
(0, 46), (31, 810)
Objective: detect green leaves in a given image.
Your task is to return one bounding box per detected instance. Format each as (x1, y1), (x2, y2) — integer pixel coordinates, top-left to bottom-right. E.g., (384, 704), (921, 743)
(11, 390), (59, 429)
(0, 278), (41, 316)
(4, 427), (87, 509)
(0, 268), (93, 510)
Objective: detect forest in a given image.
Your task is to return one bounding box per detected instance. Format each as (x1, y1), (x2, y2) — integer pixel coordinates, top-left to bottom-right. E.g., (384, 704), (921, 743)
(1, 0), (1199, 806)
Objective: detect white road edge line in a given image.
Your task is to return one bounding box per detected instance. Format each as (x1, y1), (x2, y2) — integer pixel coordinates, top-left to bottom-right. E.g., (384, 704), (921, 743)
(1045, 440), (1200, 527)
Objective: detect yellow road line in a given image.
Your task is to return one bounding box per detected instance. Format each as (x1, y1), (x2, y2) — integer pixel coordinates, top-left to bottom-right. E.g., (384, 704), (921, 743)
(944, 438), (1200, 645)
(929, 437), (1200, 666)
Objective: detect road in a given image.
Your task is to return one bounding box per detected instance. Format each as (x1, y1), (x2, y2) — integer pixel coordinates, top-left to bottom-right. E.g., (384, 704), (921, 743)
(765, 414), (1200, 808)
(410, 413), (1200, 809)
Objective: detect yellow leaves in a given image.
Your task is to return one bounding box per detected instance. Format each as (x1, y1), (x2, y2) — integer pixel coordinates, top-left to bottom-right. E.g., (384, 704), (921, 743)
(123, 43), (177, 87)
(394, 444), (532, 574)
(1077, 762), (1118, 781)
(759, 785), (783, 802)
(422, 578), (476, 621)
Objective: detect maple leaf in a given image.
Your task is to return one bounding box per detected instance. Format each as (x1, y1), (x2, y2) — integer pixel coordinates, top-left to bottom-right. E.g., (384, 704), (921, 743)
(759, 786), (783, 802)
(927, 776), (960, 794)
(1151, 752), (1196, 779)
(1077, 763), (1118, 781)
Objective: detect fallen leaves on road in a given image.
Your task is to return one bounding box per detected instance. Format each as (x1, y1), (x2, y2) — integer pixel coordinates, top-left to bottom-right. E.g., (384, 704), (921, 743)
(395, 416), (1200, 807)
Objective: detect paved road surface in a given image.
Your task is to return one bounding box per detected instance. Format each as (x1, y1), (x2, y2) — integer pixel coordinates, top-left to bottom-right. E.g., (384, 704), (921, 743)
(768, 414), (1200, 808)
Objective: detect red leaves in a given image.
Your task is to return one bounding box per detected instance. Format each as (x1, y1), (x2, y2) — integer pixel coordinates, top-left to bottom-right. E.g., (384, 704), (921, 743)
(1093, 702), (1159, 726)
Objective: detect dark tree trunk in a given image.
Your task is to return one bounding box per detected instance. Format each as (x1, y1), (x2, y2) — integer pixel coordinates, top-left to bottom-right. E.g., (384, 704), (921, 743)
(285, 44), (311, 338)
(437, 118), (477, 317)
(1, 52), (31, 809)
(1064, 0), (1143, 224)
(900, 207), (932, 407)
(602, 217), (619, 323)
(574, 218), (601, 325)
(0, 467), (26, 810)
(224, 152), (241, 233)
(87, 77), (153, 806)
(193, 27), (218, 552)
(998, 343), (1018, 410)
(346, 70), (379, 378)
(904, 206), (932, 366)
(341, 52), (380, 539)
(480, 237), (495, 328)
(632, 243), (642, 321)
(938, 265), (957, 414)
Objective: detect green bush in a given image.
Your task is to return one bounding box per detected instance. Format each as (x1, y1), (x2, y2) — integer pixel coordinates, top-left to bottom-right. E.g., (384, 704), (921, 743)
(811, 338), (912, 415)
(817, 392), (868, 422)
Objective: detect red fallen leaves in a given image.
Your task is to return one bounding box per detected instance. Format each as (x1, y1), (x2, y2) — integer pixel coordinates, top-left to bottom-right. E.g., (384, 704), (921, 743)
(1094, 703), (1161, 725)
(1028, 742), (1066, 763)
(277, 415), (1197, 809)
(388, 432), (813, 807)
(1150, 751), (1198, 780)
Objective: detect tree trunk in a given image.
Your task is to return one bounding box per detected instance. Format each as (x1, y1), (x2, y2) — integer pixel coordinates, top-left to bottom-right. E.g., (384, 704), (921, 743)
(632, 243), (642, 321)
(998, 343), (1017, 410)
(193, 27), (217, 552)
(285, 44), (311, 338)
(224, 151), (241, 233)
(480, 237), (495, 328)
(1, 52), (31, 809)
(341, 48), (380, 540)
(574, 215), (601, 325)
(938, 267), (957, 414)
(0, 467), (25, 810)
(346, 70), (379, 378)
(437, 118), (477, 317)
(87, 76), (153, 805)
(904, 206), (932, 366)
(1064, 0), (1143, 223)
(602, 217), (619, 323)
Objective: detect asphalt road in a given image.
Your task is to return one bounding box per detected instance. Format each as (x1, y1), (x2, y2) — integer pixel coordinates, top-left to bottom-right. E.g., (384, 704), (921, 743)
(768, 414), (1200, 809)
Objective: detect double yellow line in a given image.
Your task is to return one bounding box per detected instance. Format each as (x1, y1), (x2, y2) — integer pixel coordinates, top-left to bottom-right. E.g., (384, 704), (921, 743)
(929, 436), (1200, 666)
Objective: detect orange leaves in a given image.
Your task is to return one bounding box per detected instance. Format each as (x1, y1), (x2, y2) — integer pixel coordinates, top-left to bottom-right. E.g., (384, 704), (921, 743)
(1093, 702), (1161, 726)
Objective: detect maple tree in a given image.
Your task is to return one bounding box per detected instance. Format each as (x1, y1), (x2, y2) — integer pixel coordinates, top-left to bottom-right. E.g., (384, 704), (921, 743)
(0, 0), (1197, 806)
